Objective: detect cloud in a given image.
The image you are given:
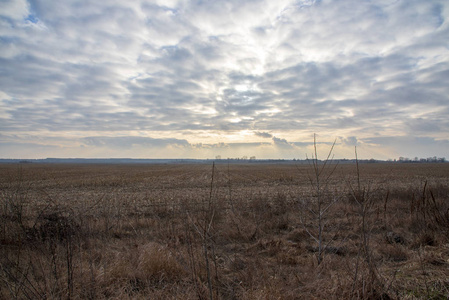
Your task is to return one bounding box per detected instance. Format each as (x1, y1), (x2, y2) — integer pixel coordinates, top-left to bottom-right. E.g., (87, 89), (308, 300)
(340, 136), (359, 147)
(272, 136), (294, 148)
(362, 136), (449, 158)
(254, 131), (273, 138)
(82, 136), (190, 149)
(405, 118), (445, 134)
(1, 0), (448, 159)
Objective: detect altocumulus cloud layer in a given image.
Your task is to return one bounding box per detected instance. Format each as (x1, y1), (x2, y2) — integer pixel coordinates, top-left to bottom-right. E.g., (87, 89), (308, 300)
(1, 0), (448, 159)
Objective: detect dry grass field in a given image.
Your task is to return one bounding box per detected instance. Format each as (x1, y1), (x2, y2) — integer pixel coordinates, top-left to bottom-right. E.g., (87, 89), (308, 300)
(1, 162), (449, 299)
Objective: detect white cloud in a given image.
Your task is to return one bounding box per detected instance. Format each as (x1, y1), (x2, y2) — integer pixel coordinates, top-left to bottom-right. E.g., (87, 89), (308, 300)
(0, 0), (29, 21)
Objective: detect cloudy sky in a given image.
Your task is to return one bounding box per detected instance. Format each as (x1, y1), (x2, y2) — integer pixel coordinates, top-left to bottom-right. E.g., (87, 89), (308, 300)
(1, 0), (448, 160)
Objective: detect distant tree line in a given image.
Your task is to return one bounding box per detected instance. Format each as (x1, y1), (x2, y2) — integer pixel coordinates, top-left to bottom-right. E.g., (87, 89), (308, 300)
(396, 156), (446, 163)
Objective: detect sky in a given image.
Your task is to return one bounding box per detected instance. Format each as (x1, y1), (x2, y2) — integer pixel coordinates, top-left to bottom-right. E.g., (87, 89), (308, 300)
(1, 0), (448, 160)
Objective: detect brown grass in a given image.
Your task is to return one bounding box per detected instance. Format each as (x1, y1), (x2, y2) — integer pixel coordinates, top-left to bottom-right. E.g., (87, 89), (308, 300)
(1, 162), (449, 299)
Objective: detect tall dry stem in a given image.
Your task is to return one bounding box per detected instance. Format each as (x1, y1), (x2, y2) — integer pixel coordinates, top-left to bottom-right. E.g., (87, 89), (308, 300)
(299, 134), (339, 265)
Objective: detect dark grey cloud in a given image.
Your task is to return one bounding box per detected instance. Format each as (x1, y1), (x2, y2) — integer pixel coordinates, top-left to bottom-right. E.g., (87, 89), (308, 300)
(254, 131), (273, 138)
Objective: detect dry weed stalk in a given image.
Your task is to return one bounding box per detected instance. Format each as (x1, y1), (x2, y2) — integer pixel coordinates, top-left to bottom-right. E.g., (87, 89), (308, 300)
(299, 134), (340, 265)
(185, 162), (217, 300)
(347, 147), (386, 298)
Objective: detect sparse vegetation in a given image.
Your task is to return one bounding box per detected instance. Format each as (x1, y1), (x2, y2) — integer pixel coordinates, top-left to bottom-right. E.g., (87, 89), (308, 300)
(1, 162), (448, 299)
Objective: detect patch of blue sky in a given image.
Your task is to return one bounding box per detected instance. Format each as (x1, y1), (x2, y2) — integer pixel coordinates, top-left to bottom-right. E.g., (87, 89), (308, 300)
(25, 14), (38, 24)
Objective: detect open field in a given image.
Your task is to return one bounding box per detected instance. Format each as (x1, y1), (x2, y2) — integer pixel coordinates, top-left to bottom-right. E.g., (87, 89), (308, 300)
(1, 162), (449, 299)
